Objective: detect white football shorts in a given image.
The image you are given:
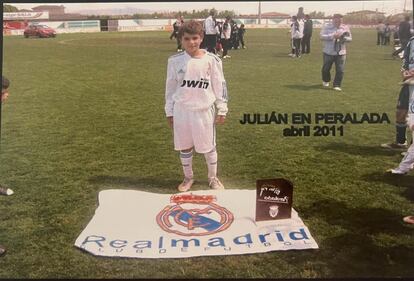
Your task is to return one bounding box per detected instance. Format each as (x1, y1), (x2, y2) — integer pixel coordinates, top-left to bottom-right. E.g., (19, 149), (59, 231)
(173, 104), (216, 153)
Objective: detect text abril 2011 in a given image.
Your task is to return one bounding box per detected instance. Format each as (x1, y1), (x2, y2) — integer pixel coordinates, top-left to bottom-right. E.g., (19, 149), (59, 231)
(239, 112), (390, 137)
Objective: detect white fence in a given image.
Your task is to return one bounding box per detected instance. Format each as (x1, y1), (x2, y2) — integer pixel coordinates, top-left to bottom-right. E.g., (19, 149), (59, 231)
(3, 17), (377, 36)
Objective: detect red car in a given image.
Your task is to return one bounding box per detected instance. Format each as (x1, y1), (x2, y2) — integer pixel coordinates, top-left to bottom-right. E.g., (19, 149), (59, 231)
(24, 24), (57, 38)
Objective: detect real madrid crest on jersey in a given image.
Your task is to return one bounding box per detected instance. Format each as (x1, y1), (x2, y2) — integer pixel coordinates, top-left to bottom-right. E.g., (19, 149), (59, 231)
(156, 194), (234, 236)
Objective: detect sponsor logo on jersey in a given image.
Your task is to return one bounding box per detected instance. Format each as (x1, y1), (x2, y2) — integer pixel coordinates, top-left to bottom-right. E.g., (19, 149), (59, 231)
(180, 78), (210, 89)
(156, 194), (234, 236)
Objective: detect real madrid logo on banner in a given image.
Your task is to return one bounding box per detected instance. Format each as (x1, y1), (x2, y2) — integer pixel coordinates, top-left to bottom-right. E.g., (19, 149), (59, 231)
(255, 178), (294, 221)
(156, 194), (234, 236)
(269, 205), (279, 218)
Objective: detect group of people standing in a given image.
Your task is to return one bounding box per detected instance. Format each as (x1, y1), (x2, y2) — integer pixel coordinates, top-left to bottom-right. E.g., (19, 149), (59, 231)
(376, 20), (392, 46)
(288, 14), (313, 57)
(170, 11), (246, 58)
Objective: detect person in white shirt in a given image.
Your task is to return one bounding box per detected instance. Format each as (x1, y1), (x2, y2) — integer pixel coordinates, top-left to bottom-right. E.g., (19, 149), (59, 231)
(203, 10), (218, 54)
(221, 16), (232, 59)
(320, 13), (352, 91)
(290, 16), (304, 58)
(165, 20), (229, 192)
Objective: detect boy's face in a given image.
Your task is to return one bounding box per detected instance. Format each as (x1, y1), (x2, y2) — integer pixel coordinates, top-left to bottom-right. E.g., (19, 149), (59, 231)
(181, 32), (203, 54)
(1, 88), (9, 102)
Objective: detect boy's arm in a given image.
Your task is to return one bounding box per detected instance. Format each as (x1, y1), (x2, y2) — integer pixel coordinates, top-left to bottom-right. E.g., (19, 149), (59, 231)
(165, 59), (177, 117)
(211, 58), (228, 116)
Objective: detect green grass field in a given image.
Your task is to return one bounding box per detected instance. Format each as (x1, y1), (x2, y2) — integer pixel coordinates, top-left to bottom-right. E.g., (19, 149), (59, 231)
(1, 28), (413, 278)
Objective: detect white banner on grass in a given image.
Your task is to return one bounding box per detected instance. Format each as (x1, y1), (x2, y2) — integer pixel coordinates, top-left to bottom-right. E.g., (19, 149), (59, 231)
(75, 189), (318, 258)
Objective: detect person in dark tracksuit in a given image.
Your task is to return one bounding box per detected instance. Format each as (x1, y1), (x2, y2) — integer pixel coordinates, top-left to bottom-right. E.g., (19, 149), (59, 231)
(384, 23), (391, 45)
(392, 15), (412, 58)
(230, 21), (239, 49)
(170, 15), (184, 52)
(382, 36), (414, 150)
(301, 14), (313, 54)
(238, 24), (246, 49)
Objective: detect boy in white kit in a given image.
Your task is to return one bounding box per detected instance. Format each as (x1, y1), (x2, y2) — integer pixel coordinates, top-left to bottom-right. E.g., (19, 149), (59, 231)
(165, 20), (228, 192)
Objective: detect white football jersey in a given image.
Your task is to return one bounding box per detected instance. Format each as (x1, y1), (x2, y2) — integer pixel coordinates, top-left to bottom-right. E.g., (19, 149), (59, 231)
(204, 16), (217, 35)
(165, 50), (228, 117)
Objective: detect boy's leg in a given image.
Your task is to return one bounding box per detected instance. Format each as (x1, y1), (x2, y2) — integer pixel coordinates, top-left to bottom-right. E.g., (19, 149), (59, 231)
(383, 85), (409, 148)
(180, 149), (194, 180)
(204, 147), (217, 179)
(177, 148), (195, 192)
(204, 147), (224, 190)
(192, 107), (224, 189)
(173, 105), (195, 192)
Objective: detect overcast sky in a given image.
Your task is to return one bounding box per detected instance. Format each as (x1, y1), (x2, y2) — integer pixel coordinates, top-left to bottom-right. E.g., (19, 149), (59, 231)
(9, 1), (413, 16)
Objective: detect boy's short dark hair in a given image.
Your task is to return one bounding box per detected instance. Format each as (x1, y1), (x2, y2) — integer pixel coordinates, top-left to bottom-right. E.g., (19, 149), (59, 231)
(2, 76), (10, 90)
(178, 20), (204, 38)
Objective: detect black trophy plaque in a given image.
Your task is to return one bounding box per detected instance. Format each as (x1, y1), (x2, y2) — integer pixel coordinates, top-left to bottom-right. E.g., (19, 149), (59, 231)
(255, 178), (293, 221)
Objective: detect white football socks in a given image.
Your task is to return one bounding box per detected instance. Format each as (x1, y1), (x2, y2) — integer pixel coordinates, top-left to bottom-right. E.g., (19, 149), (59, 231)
(180, 150), (193, 179)
(204, 147), (218, 179)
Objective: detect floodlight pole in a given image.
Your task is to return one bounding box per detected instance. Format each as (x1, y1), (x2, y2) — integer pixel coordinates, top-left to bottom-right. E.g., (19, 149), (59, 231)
(258, 1), (262, 25)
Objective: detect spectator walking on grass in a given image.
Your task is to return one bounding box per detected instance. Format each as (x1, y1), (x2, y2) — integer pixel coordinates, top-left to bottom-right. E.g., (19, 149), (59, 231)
(320, 13), (352, 92)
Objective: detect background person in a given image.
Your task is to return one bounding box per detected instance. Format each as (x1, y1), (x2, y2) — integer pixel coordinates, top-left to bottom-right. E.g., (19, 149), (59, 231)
(170, 15), (184, 52)
(301, 14), (313, 54)
(376, 20), (386, 45)
(392, 15), (412, 58)
(290, 16), (303, 58)
(221, 16), (232, 59)
(230, 20), (239, 49)
(203, 10), (217, 54)
(238, 23), (246, 49)
(382, 36), (414, 149)
(320, 13), (352, 91)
